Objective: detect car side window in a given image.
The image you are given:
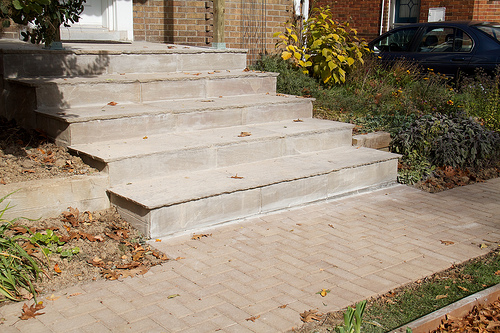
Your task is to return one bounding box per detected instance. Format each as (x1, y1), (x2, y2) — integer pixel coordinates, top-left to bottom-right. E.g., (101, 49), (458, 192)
(417, 27), (473, 53)
(372, 27), (419, 53)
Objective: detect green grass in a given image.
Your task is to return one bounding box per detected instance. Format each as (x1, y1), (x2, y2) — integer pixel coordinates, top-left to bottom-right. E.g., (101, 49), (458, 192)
(362, 249), (500, 332)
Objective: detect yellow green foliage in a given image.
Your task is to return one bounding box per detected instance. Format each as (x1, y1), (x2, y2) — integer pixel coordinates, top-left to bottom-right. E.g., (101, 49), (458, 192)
(274, 7), (371, 85)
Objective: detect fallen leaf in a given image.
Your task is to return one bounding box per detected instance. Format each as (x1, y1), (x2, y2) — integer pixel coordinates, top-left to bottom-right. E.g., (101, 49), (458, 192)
(143, 136), (148, 139)
(480, 243), (489, 249)
(175, 257), (185, 261)
(440, 240), (454, 246)
(231, 174), (244, 179)
(238, 132), (251, 137)
(495, 270), (500, 276)
(300, 309), (323, 322)
(293, 119), (304, 122)
(278, 304), (287, 309)
(316, 289), (330, 297)
(246, 315), (260, 322)
(68, 292), (82, 298)
(19, 302), (45, 320)
(54, 263), (62, 274)
(328, 224), (334, 228)
(445, 286), (450, 289)
(46, 294), (60, 301)
(457, 286), (469, 292)
(107, 101), (118, 106)
(191, 233), (212, 240)
(168, 294), (180, 299)
(155, 239), (162, 242)
(132, 251), (145, 261)
(436, 294), (448, 300)
(0, 179), (5, 185)
(243, 67), (250, 72)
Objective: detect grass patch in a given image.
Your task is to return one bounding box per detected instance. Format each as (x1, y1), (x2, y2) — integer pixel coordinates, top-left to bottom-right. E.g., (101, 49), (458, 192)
(363, 249), (500, 332)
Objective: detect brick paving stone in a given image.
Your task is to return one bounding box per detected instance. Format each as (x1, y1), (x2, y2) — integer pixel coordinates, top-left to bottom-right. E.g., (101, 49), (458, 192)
(90, 307), (129, 329)
(115, 317), (166, 332)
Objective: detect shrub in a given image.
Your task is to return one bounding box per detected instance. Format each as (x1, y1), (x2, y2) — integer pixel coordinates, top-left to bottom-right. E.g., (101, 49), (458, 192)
(457, 67), (500, 132)
(391, 112), (500, 170)
(274, 7), (371, 84)
(251, 54), (320, 97)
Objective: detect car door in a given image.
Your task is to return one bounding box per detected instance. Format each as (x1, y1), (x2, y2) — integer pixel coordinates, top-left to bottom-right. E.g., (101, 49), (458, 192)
(408, 26), (475, 76)
(371, 26), (421, 65)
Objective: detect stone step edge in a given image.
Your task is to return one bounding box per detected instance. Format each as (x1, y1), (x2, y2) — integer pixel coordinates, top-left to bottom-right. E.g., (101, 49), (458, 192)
(8, 70), (277, 87)
(0, 42), (247, 55)
(108, 147), (400, 210)
(35, 94), (313, 123)
(68, 119), (354, 163)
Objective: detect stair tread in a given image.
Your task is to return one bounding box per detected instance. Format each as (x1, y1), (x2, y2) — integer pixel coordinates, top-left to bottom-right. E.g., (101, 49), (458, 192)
(109, 146), (399, 209)
(37, 94), (311, 123)
(69, 118), (354, 162)
(11, 70), (277, 86)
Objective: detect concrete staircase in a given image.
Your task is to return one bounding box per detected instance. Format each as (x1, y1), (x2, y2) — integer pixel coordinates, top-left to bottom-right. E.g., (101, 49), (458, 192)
(0, 40), (399, 238)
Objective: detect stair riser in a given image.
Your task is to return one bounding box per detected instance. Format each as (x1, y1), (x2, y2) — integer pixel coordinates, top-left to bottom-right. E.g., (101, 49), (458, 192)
(1, 52), (247, 78)
(104, 129), (353, 186)
(35, 76), (277, 108)
(39, 100), (312, 146)
(111, 159), (398, 238)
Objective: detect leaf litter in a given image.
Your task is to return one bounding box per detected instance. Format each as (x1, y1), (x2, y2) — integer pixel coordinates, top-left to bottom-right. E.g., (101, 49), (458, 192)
(3, 206), (169, 304)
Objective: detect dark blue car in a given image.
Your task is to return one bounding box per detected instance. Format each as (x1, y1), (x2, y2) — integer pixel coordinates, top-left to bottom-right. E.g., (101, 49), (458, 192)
(368, 21), (500, 76)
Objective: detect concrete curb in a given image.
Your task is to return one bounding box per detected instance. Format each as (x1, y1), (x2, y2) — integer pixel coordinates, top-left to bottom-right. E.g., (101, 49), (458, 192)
(391, 283), (500, 333)
(0, 173), (110, 220)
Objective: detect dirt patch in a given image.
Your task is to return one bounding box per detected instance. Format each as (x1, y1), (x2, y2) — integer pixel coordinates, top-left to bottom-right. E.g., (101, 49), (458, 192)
(2, 206), (168, 302)
(0, 117), (97, 184)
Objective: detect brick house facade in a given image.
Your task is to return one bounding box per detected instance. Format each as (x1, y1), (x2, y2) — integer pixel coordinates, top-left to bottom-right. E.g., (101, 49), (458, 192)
(1, 0), (498, 64)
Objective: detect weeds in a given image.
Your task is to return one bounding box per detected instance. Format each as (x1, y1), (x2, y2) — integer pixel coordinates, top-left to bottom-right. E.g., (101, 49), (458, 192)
(0, 193), (41, 302)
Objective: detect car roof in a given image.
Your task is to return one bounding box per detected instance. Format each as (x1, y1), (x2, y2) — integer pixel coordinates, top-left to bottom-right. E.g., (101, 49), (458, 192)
(396, 21), (499, 29)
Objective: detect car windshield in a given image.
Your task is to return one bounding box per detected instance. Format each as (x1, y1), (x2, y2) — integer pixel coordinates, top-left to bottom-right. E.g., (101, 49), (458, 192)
(473, 24), (500, 43)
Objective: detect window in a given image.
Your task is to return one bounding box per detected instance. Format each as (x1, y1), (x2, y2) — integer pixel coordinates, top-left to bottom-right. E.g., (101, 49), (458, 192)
(473, 24), (500, 43)
(372, 27), (419, 53)
(395, 0), (420, 24)
(417, 27), (473, 53)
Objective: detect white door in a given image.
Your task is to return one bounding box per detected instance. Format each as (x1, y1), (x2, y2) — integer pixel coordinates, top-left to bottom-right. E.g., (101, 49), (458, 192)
(77, 0), (105, 27)
(61, 0), (134, 41)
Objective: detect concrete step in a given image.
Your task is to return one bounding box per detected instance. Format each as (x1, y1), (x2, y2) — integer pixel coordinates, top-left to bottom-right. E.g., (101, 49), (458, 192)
(9, 70), (278, 109)
(69, 119), (355, 186)
(36, 94), (313, 146)
(0, 40), (247, 78)
(108, 146), (400, 238)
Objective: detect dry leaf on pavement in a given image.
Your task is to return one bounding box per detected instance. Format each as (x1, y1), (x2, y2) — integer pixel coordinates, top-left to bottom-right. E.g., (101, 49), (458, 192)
(238, 132), (251, 137)
(246, 315), (260, 322)
(191, 233), (212, 240)
(19, 302), (45, 320)
(440, 240), (454, 246)
(300, 309), (323, 322)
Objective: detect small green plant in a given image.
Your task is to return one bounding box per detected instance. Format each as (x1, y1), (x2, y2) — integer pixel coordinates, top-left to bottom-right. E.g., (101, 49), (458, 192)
(0, 193), (41, 302)
(336, 300), (367, 333)
(58, 246), (80, 258)
(397, 150), (435, 185)
(274, 7), (371, 84)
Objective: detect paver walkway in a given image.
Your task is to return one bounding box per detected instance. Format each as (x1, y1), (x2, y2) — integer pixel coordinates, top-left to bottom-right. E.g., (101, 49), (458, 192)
(1, 179), (499, 332)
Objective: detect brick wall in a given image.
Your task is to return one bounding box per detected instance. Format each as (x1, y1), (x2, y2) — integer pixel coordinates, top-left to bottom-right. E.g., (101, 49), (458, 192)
(473, 0), (500, 21)
(418, 0), (475, 22)
(133, 0), (293, 64)
(313, 0), (388, 41)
